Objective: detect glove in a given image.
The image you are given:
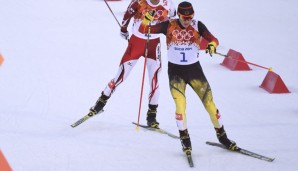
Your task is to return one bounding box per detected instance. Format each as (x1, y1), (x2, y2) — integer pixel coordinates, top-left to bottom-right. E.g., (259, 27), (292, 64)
(205, 41), (217, 57)
(142, 10), (156, 25)
(120, 31), (129, 40)
(120, 27), (129, 40)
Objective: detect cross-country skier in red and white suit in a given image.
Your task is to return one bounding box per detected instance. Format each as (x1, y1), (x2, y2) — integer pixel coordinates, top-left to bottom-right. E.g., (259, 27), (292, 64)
(88, 0), (176, 128)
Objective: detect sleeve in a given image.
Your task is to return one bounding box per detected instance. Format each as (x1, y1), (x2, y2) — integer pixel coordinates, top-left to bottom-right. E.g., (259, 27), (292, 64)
(197, 21), (219, 46)
(121, 0), (139, 32)
(139, 20), (170, 35)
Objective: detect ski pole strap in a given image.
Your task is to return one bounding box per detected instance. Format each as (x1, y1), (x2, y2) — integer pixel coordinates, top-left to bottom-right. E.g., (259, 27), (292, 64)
(215, 52), (273, 71)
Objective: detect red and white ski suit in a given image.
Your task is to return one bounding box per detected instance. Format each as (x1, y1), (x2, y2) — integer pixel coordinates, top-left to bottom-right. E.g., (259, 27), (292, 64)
(102, 0), (176, 106)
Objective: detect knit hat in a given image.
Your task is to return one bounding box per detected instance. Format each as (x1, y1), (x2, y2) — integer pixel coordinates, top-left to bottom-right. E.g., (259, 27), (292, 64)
(178, 1), (194, 17)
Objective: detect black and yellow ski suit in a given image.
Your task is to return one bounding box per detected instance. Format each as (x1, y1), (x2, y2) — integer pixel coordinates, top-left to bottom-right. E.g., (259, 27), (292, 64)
(140, 18), (223, 130)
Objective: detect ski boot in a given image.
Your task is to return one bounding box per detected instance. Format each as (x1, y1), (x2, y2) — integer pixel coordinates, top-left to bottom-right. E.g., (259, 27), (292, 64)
(179, 129), (192, 153)
(215, 126), (238, 151)
(89, 93), (109, 115)
(146, 104), (159, 128)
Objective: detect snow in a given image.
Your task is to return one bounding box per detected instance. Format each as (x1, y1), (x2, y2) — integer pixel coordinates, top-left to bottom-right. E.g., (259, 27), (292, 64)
(1, 0), (298, 170)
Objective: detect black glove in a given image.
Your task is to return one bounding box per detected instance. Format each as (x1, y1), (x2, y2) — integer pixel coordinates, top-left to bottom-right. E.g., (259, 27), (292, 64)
(205, 42), (217, 57)
(120, 27), (129, 40)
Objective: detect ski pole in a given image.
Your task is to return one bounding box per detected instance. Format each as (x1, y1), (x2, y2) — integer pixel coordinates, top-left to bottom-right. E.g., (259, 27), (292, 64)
(104, 0), (130, 42)
(136, 26), (151, 130)
(215, 52), (273, 71)
(103, 0), (121, 27)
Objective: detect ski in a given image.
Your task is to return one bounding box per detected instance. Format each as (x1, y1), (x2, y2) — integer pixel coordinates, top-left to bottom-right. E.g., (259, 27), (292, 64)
(71, 110), (104, 128)
(185, 151), (194, 167)
(132, 122), (179, 139)
(206, 141), (275, 162)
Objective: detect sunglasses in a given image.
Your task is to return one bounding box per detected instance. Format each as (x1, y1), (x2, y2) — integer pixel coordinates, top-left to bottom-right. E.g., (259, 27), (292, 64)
(179, 13), (194, 21)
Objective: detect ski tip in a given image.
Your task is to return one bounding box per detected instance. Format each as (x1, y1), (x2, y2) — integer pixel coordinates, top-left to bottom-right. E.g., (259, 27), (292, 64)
(132, 122), (138, 126)
(269, 158), (275, 162)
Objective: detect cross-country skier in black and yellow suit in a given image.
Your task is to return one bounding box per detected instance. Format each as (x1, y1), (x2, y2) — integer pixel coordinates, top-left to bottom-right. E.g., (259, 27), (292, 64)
(140, 1), (238, 153)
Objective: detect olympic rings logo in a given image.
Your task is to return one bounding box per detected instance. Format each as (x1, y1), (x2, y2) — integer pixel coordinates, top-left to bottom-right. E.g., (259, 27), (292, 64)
(172, 30), (194, 41)
(142, 10), (165, 20)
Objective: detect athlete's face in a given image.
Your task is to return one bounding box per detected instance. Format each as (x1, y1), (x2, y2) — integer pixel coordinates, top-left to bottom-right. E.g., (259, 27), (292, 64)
(150, 0), (160, 5)
(179, 14), (193, 28)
